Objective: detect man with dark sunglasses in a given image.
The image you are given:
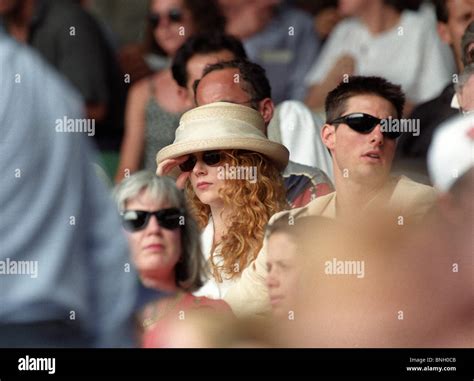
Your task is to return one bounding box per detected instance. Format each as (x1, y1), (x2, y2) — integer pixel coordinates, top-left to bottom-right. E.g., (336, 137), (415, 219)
(225, 76), (437, 317)
(314, 76), (436, 220)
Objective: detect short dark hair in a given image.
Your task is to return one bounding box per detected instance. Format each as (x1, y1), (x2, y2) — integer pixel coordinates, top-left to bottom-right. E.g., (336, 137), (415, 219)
(432, 0), (449, 23)
(171, 33), (247, 88)
(144, 0), (226, 56)
(193, 58), (272, 108)
(325, 76), (406, 122)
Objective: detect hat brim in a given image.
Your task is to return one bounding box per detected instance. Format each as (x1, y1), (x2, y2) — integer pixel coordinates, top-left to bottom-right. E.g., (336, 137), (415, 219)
(156, 137), (289, 172)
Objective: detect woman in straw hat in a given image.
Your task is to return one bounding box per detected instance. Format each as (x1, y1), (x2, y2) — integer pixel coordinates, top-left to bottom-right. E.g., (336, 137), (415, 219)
(156, 102), (289, 299)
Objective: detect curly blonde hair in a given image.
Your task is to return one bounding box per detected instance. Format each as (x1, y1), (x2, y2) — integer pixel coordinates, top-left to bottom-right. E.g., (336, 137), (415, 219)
(185, 150), (288, 281)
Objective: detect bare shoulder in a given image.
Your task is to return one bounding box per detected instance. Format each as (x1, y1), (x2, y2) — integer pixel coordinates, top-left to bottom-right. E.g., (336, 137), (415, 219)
(128, 74), (155, 100)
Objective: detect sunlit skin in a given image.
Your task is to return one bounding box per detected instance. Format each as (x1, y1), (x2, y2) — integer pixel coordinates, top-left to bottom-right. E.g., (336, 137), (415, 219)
(185, 50), (236, 103)
(125, 189), (182, 291)
(266, 232), (300, 318)
(187, 151), (226, 209)
(195, 67), (274, 125)
(195, 68), (256, 106)
(322, 94), (397, 187)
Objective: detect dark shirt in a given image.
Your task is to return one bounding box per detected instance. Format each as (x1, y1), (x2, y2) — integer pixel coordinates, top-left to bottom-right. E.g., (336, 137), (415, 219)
(394, 84), (459, 177)
(28, 0), (126, 151)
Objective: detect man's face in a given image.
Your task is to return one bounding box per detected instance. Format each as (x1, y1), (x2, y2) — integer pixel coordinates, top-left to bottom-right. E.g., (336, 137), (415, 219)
(185, 50), (236, 100)
(195, 67), (254, 106)
(195, 67), (274, 127)
(325, 94), (397, 185)
(439, 0), (474, 70)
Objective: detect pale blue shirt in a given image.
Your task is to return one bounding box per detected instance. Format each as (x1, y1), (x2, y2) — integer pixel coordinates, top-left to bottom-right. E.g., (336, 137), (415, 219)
(0, 34), (141, 347)
(243, 5), (320, 103)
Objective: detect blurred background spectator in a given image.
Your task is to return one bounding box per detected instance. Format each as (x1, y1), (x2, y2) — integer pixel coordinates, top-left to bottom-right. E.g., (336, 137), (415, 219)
(0, 0), (127, 156)
(115, 32), (246, 181)
(114, 0), (226, 181)
(395, 2), (474, 181)
(294, 0), (341, 44)
(220, 0), (321, 103)
(304, 0), (454, 116)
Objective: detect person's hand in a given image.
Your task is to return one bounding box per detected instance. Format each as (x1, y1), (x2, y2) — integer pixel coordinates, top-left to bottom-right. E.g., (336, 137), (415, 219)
(156, 156), (191, 190)
(327, 54), (355, 87)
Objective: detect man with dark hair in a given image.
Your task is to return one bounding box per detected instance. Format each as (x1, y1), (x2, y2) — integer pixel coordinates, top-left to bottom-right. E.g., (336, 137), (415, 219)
(194, 59), (273, 115)
(395, 1), (474, 178)
(290, 75), (434, 221)
(225, 76), (436, 317)
(324, 76), (405, 122)
(172, 33), (247, 90)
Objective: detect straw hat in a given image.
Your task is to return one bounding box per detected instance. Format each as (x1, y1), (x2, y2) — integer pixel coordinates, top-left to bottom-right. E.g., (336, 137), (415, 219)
(156, 102), (289, 171)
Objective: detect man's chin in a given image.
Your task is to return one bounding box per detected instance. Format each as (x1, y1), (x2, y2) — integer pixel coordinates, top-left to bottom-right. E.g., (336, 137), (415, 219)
(354, 166), (390, 184)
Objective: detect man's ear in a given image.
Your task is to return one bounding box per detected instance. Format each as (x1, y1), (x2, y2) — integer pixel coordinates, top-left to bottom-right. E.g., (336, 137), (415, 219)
(321, 123), (336, 152)
(259, 98), (275, 124)
(437, 22), (452, 45)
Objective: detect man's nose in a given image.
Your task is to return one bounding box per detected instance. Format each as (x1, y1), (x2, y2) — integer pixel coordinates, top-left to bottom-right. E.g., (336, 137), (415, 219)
(370, 124), (384, 145)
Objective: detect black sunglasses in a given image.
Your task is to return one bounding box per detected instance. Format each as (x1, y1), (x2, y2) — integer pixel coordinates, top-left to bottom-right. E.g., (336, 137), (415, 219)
(179, 151), (222, 172)
(148, 8), (183, 28)
(328, 113), (401, 139)
(121, 207), (184, 232)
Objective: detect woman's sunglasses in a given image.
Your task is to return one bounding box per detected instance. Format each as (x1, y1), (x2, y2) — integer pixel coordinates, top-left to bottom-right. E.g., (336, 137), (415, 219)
(328, 113), (401, 139)
(120, 207), (184, 232)
(148, 8), (183, 28)
(179, 151), (222, 172)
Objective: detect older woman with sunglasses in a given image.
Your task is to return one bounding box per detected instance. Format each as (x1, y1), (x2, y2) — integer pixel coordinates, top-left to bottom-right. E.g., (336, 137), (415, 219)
(114, 170), (230, 347)
(115, 0), (228, 181)
(156, 102), (289, 306)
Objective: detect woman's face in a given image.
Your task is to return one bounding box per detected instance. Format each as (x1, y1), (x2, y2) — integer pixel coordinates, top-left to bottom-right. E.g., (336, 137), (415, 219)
(150, 0), (195, 57)
(125, 189), (182, 286)
(187, 151), (226, 208)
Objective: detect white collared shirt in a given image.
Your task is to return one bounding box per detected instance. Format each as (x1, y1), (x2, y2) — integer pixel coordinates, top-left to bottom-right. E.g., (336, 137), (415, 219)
(193, 218), (239, 300)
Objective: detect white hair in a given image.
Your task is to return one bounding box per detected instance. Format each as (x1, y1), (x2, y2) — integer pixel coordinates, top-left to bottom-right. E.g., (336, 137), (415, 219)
(113, 170), (207, 291)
